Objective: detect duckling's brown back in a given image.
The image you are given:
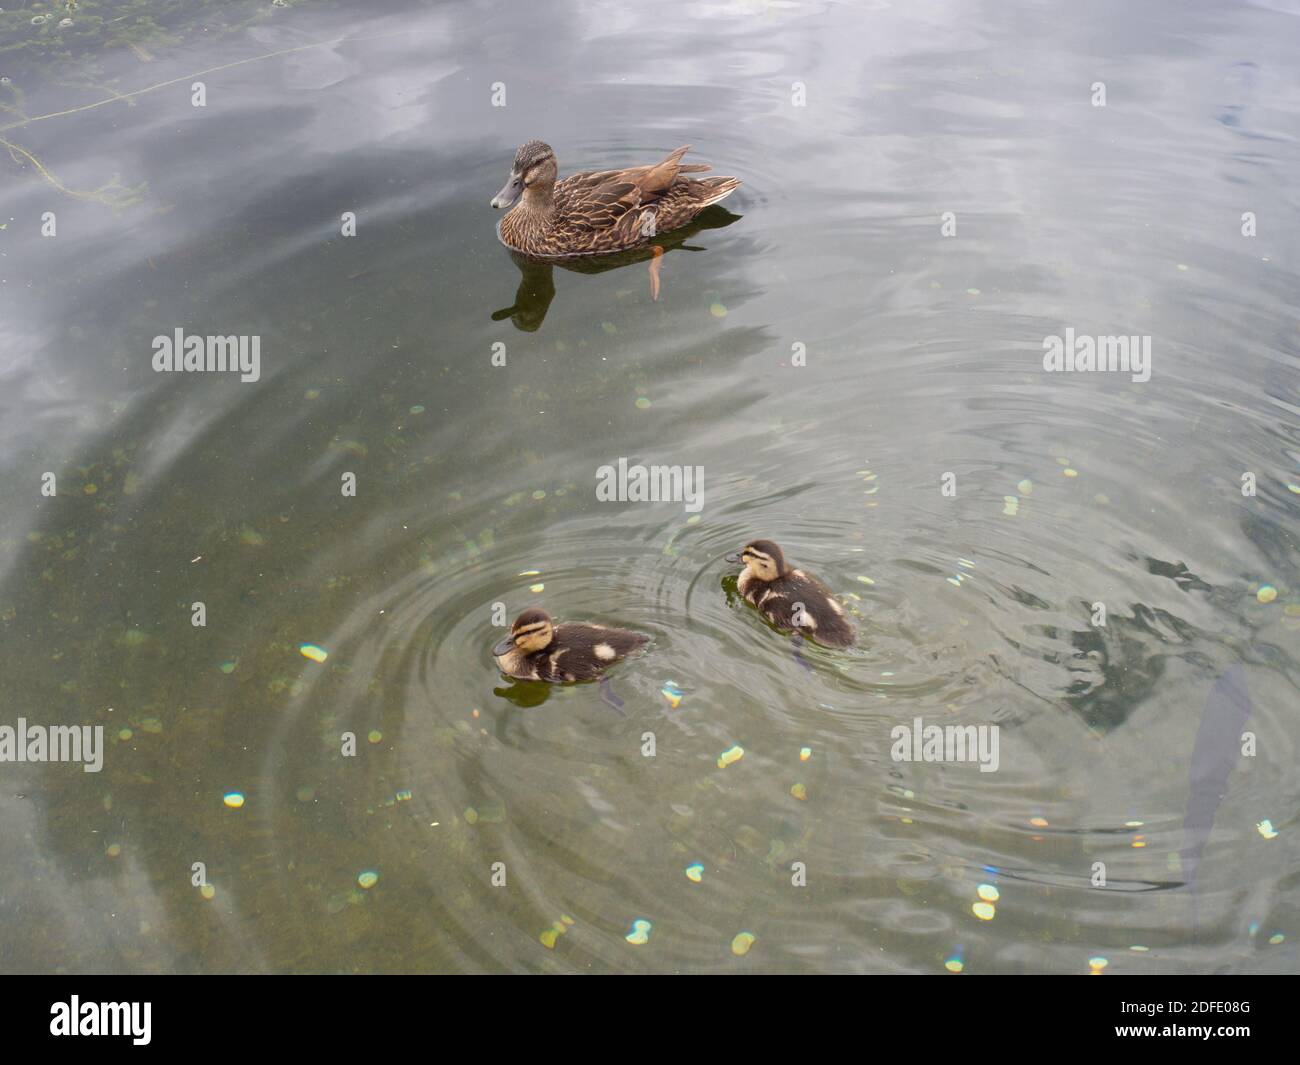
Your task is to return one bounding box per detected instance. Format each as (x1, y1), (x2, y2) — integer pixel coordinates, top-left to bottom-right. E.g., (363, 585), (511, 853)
(758, 572), (855, 648)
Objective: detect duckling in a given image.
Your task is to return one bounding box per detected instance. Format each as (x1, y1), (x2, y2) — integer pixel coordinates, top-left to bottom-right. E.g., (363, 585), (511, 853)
(491, 608), (648, 682)
(725, 540), (855, 648)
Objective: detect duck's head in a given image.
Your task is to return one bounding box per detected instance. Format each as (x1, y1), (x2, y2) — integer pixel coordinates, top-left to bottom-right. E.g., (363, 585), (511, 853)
(725, 539), (787, 582)
(491, 140), (557, 210)
(492, 607), (555, 656)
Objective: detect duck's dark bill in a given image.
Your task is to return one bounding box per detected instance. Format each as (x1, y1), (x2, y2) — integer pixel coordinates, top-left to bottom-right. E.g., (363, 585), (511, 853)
(724, 552), (743, 563)
(491, 177), (523, 209)
(492, 636), (516, 656)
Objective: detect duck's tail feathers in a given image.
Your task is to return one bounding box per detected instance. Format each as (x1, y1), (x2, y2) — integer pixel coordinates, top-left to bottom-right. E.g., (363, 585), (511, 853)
(697, 176), (741, 207)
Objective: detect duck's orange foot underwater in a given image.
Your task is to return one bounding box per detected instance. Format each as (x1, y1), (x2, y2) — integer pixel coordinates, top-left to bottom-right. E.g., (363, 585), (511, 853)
(648, 245), (664, 301)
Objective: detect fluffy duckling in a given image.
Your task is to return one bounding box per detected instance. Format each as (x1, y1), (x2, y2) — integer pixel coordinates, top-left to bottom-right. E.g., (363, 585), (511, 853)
(491, 608), (648, 682)
(726, 540), (855, 648)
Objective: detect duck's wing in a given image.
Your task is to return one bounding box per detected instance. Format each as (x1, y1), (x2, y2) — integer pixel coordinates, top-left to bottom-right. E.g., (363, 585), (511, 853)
(788, 573), (855, 646)
(755, 574), (849, 642)
(632, 144), (695, 199)
(560, 623), (648, 658)
(568, 145), (695, 191)
(558, 146), (698, 224)
(753, 584), (802, 630)
(553, 147), (739, 253)
(551, 176), (644, 250)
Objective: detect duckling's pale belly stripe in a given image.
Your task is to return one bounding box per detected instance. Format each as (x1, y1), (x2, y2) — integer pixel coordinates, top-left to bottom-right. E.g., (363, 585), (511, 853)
(495, 650), (540, 680)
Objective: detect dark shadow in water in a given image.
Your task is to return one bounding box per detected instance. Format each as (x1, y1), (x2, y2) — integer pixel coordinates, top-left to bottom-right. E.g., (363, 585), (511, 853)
(1181, 667), (1252, 902)
(491, 676), (629, 715)
(1056, 556), (1218, 734)
(491, 207), (741, 332)
(492, 680), (554, 707)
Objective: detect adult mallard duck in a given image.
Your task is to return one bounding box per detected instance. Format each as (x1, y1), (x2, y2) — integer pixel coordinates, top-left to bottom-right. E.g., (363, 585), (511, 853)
(726, 540), (855, 649)
(490, 141), (741, 258)
(491, 608), (648, 682)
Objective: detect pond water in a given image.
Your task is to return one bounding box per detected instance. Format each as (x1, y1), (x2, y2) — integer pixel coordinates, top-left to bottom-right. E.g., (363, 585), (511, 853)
(1, 0), (1297, 974)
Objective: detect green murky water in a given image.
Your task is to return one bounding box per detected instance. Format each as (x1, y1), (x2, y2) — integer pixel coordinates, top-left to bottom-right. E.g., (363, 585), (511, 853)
(1, 0), (1297, 973)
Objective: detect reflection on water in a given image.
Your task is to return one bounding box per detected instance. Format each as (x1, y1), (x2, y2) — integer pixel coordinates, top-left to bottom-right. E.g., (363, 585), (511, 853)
(0, 0), (1297, 974)
(492, 207), (742, 331)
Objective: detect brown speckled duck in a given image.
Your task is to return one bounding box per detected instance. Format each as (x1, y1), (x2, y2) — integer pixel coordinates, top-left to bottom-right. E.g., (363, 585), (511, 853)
(491, 141), (741, 257)
(726, 540), (855, 649)
(491, 608), (648, 682)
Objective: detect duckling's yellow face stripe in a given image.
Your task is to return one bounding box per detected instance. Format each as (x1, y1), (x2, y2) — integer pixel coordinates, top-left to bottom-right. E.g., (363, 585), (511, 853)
(512, 621), (553, 651)
(742, 548), (779, 580)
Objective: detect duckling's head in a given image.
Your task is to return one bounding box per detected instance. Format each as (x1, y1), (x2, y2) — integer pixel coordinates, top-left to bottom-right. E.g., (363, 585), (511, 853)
(491, 141), (558, 209)
(725, 540), (787, 582)
(492, 607), (555, 656)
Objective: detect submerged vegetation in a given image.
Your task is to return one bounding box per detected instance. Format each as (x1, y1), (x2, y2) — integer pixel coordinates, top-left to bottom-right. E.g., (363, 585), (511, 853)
(0, 0), (322, 78)
(0, 0), (339, 205)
